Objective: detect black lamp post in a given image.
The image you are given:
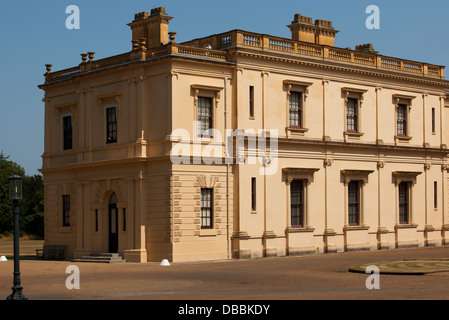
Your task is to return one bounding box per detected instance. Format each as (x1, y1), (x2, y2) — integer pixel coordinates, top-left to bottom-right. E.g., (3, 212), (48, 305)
(6, 175), (27, 300)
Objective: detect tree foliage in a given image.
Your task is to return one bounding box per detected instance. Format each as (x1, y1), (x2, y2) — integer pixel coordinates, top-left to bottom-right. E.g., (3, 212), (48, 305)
(0, 152), (44, 237)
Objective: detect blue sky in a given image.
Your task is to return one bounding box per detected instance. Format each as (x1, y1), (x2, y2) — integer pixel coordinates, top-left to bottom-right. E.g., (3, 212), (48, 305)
(0, 0), (448, 175)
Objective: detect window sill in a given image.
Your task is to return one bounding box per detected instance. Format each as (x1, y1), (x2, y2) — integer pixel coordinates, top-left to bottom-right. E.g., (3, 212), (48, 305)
(58, 226), (71, 233)
(199, 228), (217, 237)
(286, 127), (309, 137)
(344, 225), (370, 231)
(344, 131), (364, 138)
(394, 223), (418, 230)
(395, 135), (412, 142)
(286, 226), (315, 233)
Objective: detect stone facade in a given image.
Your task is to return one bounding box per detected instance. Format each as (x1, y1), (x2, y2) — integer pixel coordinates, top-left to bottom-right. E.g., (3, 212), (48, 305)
(39, 7), (449, 262)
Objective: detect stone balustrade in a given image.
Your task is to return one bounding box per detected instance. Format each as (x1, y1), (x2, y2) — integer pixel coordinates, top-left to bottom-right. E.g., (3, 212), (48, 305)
(45, 30), (445, 83)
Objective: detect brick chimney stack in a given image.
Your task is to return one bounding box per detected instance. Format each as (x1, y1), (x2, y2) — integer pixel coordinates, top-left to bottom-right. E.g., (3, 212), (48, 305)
(128, 7), (173, 49)
(288, 14), (339, 46)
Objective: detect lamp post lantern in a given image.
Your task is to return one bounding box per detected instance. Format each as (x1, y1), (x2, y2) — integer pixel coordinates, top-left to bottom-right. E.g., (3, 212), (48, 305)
(6, 175), (27, 300)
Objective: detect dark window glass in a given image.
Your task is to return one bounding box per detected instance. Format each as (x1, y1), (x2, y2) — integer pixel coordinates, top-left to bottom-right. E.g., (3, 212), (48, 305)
(123, 208), (127, 232)
(432, 108), (436, 134)
(62, 195), (71, 227)
(434, 181), (438, 209)
(249, 86), (255, 118)
(397, 104), (407, 136)
(201, 188), (213, 229)
(251, 177), (256, 211)
(290, 180), (304, 227)
(106, 107), (117, 144)
(346, 98), (358, 132)
(399, 182), (410, 224)
(63, 115), (73, 150)
(197, 97), (213, 137)
(95, 209), (98, 232)
(289, 92), (302, 128)
(348, 181), (360, 226)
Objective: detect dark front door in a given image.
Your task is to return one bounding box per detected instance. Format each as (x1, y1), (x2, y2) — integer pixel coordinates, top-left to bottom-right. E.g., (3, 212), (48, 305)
(109, 204), (118, 253)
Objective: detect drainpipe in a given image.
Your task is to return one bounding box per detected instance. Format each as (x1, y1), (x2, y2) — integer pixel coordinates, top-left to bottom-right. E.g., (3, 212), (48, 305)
(224, 77), (231, 259)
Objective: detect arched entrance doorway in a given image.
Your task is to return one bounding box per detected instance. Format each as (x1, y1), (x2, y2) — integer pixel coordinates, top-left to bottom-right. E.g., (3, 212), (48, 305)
(109, 192), (119, 253)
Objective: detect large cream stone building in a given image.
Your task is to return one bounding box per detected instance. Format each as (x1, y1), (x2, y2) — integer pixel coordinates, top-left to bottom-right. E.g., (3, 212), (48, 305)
(39, 7), (449, 263)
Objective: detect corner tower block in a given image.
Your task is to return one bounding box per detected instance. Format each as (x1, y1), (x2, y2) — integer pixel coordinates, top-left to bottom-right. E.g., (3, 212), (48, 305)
(128, 7), (174, 49)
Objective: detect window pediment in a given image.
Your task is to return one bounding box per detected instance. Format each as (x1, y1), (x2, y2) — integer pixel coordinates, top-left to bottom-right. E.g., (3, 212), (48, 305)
(283, 167), (320, 185)
(191, 84), (223, 107)
(284, 80), (313, 100)
(97, 92), (122, 113)
(393, 94), (416, 108)
(55, 102), (76, 119)
(341, 170), (374, 186)
(392, 171), (422, 186)
(341, 87), (367, 104)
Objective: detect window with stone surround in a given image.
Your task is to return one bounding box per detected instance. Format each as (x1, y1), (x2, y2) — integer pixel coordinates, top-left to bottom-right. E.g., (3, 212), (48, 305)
(191, 84), (222, 138)
(284, 80), (312, 137)
(342, 87), (367, 139)
(341, 170), (374, 227)
(283, 168), (319, 231)
(392, 171), (421, 226)
(393, 94), (415, 142)
(201, 188), (213, 229)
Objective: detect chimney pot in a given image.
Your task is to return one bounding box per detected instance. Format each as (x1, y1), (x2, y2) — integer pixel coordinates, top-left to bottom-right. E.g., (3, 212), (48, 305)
(355, 43), (378, 54)
(134, 11), (149, 21)
(150, 7), (167, 16)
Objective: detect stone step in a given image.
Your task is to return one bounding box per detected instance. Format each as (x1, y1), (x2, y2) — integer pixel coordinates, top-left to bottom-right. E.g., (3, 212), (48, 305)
(72, 253), (126, 264)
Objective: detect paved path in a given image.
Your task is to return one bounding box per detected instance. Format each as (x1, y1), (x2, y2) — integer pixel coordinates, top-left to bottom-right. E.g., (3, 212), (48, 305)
(1, 246), (449, 301)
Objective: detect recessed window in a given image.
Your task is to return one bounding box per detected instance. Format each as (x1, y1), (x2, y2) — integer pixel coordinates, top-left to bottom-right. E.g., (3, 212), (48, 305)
(289, 92), (303, 128)
(399, 182), (410, 224)
(348, 181), (360, 226)
(201, 188), (213, 229)
(397, 104), (408, 136)
(432, 108), (436, 134)
(249, 86), (255, 118)
(62, 195), (71, 227)
(251, 177), (256, 211)
(197, 97), (213, 137)
(94, 209), (99, 232)
(346, 98), (359, 132)
(434, 181), (438, 209)
(122, 208), (127, 232)
(290, 180), (304, 228)
(106, 106), (117, 144)
(62, 115), (73, 150)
